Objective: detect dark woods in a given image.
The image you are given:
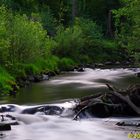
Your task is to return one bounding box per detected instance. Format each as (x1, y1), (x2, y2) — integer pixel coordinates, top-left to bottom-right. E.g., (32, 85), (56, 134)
(0, 0), (139, 95)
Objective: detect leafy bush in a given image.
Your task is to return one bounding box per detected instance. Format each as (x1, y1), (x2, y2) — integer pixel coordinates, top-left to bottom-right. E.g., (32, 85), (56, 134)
(23, 64), (39, 75)
(113, 0), (140, 64)
(0, 6), (10, 65)
(75, 18), (103, 40)
(0, 6), (56, 75)
(44, 56), (60, 72)
(58, 57), (76, 71)
(133, 52), (140, 66)
(53, 18), (120, 64)
(31, 9), (57, 36)
(9, 14), (49, 64)
(0, 67), (16, 94)
(54, 25), (84, 61)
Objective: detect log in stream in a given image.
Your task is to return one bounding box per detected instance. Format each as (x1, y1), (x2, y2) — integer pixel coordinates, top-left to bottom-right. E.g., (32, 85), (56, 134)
(73, 84), (140, 120)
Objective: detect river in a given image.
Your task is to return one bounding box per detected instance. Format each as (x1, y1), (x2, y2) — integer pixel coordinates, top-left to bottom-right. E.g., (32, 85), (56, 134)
(0, 68), (140, 140)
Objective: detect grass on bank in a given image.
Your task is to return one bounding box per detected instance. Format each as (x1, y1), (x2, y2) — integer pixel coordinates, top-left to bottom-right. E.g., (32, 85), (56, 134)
(0, 67), (16, 94)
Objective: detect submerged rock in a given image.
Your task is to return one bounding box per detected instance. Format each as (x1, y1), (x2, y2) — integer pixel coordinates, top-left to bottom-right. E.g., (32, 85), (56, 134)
(42, 74), (49, 80)
(0, 133), (6, 138)
(95, 63), (104, 68)
(104, 61), (113, 65)
(21, 105), (64, 116)
(116, 120), (140, 127)
(115, 61), (121, 65)
(28, 75), (35, 82)
(34, 75), (43, 82)
(0, 123), (11, 131)
(136, 72), (140, 77)
(77, 67), (85, 72)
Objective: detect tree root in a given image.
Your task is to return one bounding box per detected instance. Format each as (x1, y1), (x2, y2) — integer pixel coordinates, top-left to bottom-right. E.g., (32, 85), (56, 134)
(73, 84), (140, 120)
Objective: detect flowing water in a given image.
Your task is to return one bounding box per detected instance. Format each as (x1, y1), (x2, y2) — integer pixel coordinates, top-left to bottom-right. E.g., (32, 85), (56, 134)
(0, 68), (140, 140)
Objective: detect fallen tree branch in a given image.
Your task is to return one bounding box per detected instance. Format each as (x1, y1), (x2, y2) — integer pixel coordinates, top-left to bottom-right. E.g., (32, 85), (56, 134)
(106, 84), (140, 115)
(73, 101), (122, 120)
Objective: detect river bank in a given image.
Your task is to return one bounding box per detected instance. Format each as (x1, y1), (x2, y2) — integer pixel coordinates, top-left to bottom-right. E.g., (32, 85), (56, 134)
(0, 62), (139, 99)
(0, 67), (139, 104)
(13, 62), (140, 94)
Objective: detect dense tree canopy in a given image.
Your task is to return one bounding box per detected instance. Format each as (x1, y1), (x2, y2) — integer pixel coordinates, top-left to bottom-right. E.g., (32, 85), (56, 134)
(0, 0), (139, 94)
(113, 0), (140, 63)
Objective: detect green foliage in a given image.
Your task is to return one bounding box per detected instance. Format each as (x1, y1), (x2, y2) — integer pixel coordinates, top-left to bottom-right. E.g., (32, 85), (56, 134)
(0, 6), (58, 94)
(23, 64), (39, 75)
(80, 38), (123, 63)
(0, 6), (52, 67)
(0, 0), (39, 12)
(74, 18), (104, 62)
(75, 18), (103, 40)
(39, 10), (57, 35)
(0, 1), (136, 96)
(133, 52), (140, 66)
(31, 9), (57, 35)
(7, 63), (26, 78)
(113, 0), (140, 64)
(74, 18), (121, 63)
(0, 6), (54, 62)
(101, 40), (123, 62)
(0, 6), (10, 65)
(53, 17), (123, 63)
(9, 14), (49, 64)
(54, 25), (84, 61)
(0, 66), (16, 94)
(78, 0), (121, 31)
(58, 57), (76, 71)
(33, 58), (49, 72)
(44, 56), (60, 72)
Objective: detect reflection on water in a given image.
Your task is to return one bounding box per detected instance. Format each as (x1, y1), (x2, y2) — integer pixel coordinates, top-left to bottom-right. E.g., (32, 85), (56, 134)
(6, 68), (140, 104)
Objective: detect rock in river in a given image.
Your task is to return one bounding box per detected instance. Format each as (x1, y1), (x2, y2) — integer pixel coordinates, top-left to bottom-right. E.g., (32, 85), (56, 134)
(0, 123), (11, 131)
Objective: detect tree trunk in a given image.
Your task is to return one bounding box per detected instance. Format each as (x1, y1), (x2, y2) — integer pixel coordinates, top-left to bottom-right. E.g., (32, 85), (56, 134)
(72, 0), (77, 24)
(106, 84), (140, 115)
(106, 10), (114, 38)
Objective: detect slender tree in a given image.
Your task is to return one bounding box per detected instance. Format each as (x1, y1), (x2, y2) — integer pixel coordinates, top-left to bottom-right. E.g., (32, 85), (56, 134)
(106, 10), (114, 38)
(72, 0), (77, 24)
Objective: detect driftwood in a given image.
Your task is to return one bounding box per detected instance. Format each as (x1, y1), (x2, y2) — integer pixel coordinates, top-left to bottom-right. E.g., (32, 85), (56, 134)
(73, 102), (122, 120)
(106, 84), (140, 115)
(116, 120), (140, 127)
(73, 84), (140, 120)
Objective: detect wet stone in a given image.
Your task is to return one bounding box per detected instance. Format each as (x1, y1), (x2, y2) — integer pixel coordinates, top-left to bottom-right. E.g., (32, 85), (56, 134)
(116, 121), (140, 127)
(0, 123), (11, 131)
(136, 72), (140, 77)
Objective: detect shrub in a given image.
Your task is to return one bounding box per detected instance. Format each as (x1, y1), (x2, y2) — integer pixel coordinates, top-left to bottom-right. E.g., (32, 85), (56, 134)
(133, 52), (140, 66)
(58, 57), (76, 71)
(53, 25), (84, 61)
(0, 66), (16, 94)
(23, 64), (39, 75)
(45, 56), (60, 72)
(53, 18), (104, 64)
(0, 6), (56, 77)
(31, 9), (57, 36)
(9, 14), (48, 64)
(0, 6), (10, 65)
(75, 18), (103, 40)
